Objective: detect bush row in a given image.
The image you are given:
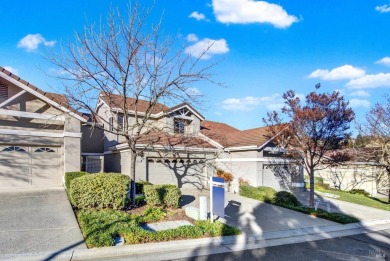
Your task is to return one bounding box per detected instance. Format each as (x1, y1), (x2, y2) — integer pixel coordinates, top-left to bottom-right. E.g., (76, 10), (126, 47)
(143, 184), (182, 208)
(65, 171), (89, 190)
(239, 185), (359, 224)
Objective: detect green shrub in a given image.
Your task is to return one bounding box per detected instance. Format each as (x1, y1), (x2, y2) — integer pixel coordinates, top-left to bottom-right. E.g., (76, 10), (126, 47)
(239, 185), (277, 203)
(287, 205), (359, 224)
(143, 185), (182, 208)
(69, 173), (130, 210)
(195, 220), (241, 237)
(135, 180), (152, 194)
(140, 207), (167, 223)
(65, 171), (89, 190)
(274, 191), (301, 207)
(349, 189), (370, 197)
(77, 208), (241, 248)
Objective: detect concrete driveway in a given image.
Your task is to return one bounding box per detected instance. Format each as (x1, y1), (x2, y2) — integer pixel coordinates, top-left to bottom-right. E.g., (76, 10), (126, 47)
(181, 189), (336, 236)
(0, 188), (86, 257)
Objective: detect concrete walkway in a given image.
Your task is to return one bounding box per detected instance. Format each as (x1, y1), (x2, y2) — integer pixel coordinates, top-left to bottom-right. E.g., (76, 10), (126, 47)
(0, 188), (86, 257)
(294, 191), (390, 221)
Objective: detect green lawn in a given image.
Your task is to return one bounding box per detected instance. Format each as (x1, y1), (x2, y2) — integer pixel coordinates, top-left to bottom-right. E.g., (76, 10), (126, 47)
(315, 187), (390, 211)
(77, 207), (240, 248)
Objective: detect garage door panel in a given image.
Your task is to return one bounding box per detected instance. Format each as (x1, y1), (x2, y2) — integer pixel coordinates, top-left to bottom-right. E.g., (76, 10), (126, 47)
(0, 145), (61, 189)
(148, 159), (205, 189)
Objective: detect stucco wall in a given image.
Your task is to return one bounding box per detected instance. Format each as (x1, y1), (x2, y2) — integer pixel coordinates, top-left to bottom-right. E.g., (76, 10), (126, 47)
(315, 164), (387, 196)
(81, 126), (104, 153)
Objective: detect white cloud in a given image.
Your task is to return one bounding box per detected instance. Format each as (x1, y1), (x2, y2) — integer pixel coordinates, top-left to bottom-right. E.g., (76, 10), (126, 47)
(376, 4), (390, 13)
(17, 34), (56, 52)
(187, 87), (202, 96)
(188, 11), (209, 21)
(376, 57), (390, 66)
(212, 0), (298, 28)
(308, 65), (366, 81)
(346, 73), (390, 89)
(349, 99), (371, 108)
(350, 90), (370, 97)
(185, 38), (229, 59)
(221, 93), (284, 111)
(186, 34), (199, 42)
(3, 66), (18, 74)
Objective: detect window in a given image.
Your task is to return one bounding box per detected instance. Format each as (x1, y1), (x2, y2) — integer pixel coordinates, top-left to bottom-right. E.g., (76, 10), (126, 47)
(117, 114), (124, 131)
(35, 148), (55, 153)
(0, 81), (8, 101)
(2, 146), (26, 152)
(174, 120), (185, 134)
(86, 157), (102, 173)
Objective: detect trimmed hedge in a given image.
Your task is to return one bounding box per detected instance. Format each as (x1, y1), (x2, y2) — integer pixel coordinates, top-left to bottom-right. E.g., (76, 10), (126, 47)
(143, 185), (182, 208)
(349, 189), (370, 197)
(274, 191), (301, 207)
(65, 171), (89, 190)
(69, 173), (130, 210)
(135, 180), (152, 194)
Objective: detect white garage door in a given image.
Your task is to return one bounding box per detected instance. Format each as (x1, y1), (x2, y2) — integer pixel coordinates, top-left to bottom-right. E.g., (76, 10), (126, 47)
(262, 165), (291, 191)
(0, 145), (61, 189)
(147, 159), (206, 189)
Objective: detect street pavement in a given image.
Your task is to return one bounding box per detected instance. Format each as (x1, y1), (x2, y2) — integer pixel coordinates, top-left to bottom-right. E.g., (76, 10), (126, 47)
(0, 188), (86, 257)
(2, 189), (390, 261)
(172, 228), (390, 261)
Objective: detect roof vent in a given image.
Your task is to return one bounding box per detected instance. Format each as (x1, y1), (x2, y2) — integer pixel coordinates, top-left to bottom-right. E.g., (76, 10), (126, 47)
(0, 81), (8, 100)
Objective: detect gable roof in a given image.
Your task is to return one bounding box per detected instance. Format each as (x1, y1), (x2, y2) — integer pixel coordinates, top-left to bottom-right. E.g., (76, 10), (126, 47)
(99, 92), (205, 120)
(0, 66), (87, 122)
(110, 131), (217, 151)
(200, 120), (271, 149)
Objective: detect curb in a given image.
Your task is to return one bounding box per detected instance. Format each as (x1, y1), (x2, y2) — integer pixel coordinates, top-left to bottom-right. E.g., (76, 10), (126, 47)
(2, 219), (390, 261)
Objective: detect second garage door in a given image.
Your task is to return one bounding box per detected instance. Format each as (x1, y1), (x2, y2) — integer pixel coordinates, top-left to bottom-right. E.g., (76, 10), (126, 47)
(0, 145), (61, 189)
(147, 158), (206, 189)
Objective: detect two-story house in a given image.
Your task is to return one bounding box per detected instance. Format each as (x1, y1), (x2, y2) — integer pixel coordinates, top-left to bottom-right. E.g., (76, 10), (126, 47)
(0, 66), (86, 190)
(86, 93), (219, 190)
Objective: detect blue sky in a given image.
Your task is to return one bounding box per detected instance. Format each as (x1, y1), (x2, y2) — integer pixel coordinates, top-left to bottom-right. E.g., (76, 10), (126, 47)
(1, 0), (390, 133)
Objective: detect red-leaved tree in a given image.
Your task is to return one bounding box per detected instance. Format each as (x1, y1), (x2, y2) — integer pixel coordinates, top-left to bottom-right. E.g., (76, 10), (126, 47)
(263, 85), (355, 207)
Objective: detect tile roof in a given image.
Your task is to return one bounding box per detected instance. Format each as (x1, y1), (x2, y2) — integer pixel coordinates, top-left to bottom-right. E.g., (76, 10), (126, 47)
(99, 93), (205, 119)
(128, 132), (217, 149)
(0, 66), (87, 121)
(200, 120), (271, 148)
(99, 92), (170, 114)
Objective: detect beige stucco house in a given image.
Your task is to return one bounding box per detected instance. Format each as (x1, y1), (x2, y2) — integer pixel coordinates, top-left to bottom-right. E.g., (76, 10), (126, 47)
(0, 66), (303, 192)
(0, 66), (87, 190)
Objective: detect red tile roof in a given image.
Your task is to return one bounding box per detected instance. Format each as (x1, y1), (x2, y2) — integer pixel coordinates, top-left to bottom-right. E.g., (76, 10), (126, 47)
(128, 131), (217, 149)
(99, 93), (205, 119)
(0, 66), (87, 121)
(99, 92), (170, 114)
(201, 120), (271, 148)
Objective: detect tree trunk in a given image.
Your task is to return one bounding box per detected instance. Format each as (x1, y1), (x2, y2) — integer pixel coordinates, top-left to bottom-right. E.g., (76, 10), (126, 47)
(130, 150), (137, 205)
(309, 168), (315, 208)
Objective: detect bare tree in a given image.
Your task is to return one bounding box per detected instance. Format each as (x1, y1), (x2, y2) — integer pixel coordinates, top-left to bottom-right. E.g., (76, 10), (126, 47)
(357, 96), (390, 203)
(44, 3), (220, 204)
(263, 85), (355, 207)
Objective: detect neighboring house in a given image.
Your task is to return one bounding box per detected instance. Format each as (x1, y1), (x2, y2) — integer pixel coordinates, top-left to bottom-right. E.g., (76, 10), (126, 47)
(316, 148), (388, 197)
(0, 66), (87, 190)
(200, 120), (304, 193)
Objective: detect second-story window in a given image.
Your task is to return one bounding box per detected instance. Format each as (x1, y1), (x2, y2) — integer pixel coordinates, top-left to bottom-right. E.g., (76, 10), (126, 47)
(117, 114), (124, 131)
(174, 120), (185, 134)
